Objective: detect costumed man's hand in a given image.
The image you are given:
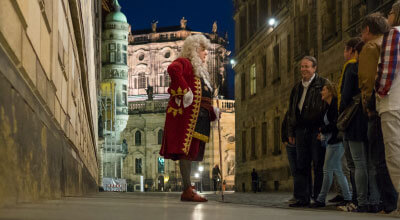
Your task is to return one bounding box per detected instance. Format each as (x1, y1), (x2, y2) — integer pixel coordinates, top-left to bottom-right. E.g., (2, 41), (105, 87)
(213, 106), (221, 120)
(183, 89), (193, 108)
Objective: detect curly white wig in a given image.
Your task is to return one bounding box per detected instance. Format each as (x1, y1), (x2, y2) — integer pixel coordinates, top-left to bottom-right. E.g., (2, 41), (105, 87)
(180, 34), (212, 91)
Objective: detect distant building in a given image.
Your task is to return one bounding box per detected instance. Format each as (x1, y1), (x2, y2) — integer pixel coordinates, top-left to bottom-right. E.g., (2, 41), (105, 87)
(121, 18), (235, 191)
(99, 0), (130, 186)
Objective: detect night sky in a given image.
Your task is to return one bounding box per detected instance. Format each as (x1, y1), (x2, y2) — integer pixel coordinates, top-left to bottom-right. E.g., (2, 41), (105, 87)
(119, 0), (236, 99)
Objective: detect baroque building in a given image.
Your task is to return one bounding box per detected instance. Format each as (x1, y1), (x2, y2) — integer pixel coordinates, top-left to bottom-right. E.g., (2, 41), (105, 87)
(0, 0), (101, 206)
(233, 0), (395, 192)
(121, 18), (235, 191)
(99, 0), (130, 185)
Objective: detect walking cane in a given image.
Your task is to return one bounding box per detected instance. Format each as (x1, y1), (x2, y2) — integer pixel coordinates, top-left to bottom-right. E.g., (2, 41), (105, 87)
(216, 98), (224, 201)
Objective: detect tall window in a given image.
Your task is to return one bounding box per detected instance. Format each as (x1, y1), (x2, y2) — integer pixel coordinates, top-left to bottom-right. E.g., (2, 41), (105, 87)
(258, 0), (268, 28)
(123, 53), (127, 65)
(241, 74), (246, 100)
(110, 52), (115, 63)
(164, 71), (170, 87)
(262, 55), (267, 88)
(273, 117), (281, 155)
(242, 130), (246, 162)
(273, 44), (280, 82)
(251, 127), (256, 160)
(287, 35), (292, 72)
(122, 92), (127, 106)
(250, 64), (256, 95)
(134, 78), (137, 89)
(135, 158), (142, 174)
(249, 1), (257, 37)
(135, 131), (141, 146)
(262, 122), (267, 155)
(138, 73), (146, 88)
(158, 157), (165, 174)
(239, 10), (248, 48)
(159, 75), (163, 87)
(158, 129), (163, 145)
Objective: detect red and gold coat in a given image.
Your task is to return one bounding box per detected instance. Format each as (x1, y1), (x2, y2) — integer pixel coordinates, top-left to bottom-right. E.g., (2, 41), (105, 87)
(160, 58), (216, 161)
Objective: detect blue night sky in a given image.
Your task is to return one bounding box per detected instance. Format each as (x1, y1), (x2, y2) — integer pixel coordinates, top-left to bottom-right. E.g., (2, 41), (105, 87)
(119, 0), (236, 99)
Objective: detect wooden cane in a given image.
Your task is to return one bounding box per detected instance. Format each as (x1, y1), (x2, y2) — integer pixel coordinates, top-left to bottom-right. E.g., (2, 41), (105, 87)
(216, 98), (224, 201)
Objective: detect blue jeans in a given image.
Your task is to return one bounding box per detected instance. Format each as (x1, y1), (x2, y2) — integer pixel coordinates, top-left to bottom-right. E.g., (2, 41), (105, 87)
(347, 140), (369, 206)
(317, 142), (352, 203)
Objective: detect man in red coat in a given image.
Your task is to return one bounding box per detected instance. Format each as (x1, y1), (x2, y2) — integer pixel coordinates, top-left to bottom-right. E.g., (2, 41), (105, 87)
(160, 35), (220, 202)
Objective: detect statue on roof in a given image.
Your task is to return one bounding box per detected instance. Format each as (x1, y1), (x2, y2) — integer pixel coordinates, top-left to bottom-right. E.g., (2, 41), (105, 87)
(212, 21), (217, 33)
(180, 17), (187, 30)
(152, 20), (158, 32)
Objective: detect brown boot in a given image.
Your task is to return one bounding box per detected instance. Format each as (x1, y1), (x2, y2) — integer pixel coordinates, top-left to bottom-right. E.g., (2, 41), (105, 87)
(180, 187), (208, 202)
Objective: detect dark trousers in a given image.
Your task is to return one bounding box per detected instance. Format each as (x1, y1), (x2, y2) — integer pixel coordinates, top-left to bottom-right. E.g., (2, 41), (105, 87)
(343, 140), (357, 203)
(369, 116), (398, 212)
(295, 127), (325, 203)
(286, 144), (300, 199)
(252, 181), (258, 193)
(213, 179), (218, 191)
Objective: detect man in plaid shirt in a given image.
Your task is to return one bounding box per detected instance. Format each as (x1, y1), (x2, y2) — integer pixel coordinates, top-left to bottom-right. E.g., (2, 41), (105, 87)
(375, 0), (400, 213)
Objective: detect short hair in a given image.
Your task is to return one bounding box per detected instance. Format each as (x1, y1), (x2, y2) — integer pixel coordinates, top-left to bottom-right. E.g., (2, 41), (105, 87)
(345, 37), (362, 52)
(361, 13), (390, 35)
(355, 41), (365, 54)
(302, 56), (317, 67)
(324, 80), (338, 98)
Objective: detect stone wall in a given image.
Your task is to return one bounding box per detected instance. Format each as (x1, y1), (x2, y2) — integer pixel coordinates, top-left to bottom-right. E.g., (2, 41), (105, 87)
(0, 0), (100, 206)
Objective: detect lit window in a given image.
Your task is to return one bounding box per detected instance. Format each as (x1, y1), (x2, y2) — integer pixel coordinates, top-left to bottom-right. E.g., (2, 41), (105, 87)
(250, 64), (256, 95)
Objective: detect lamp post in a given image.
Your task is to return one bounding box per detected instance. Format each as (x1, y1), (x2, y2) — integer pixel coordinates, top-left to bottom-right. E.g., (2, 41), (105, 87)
(198, 166), (204, 193)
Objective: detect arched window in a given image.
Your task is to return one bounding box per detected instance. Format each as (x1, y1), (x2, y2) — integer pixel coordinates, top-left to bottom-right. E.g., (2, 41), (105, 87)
(134, 78), (137, 89)
(158, 129), (163, 145)
(135, 131), (141, 146)
(138, 73), (146, 89)
(159, 75), (163, 87)
(164, 71), (170, 87)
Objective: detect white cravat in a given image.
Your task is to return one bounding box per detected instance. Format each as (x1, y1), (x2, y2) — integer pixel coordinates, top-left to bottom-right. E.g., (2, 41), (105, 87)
(298, 74), (315, 112)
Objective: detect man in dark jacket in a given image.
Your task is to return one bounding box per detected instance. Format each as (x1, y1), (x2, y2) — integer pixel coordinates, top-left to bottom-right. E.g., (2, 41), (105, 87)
(288, 56), (327, 207)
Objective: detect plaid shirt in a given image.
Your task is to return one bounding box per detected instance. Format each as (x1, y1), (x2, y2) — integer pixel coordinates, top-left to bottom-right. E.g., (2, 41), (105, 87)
(375, 27), (400, 97)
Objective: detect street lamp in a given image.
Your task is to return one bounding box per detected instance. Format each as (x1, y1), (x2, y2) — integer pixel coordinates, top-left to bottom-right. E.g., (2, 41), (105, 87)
(198, 166), (204, 193)
(268, 18), (276, 27)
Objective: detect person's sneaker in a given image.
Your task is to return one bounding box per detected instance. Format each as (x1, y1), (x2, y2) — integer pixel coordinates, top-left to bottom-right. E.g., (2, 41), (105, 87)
(287, 196), (297, 203)
(310, 201), (326, 208)
(335, 200), (349, 206)
(328, 195), (344, 203)
(289, 201), (310, 207)
(355, 205), (369, 213)
(368, 204), (381, 213)
(337, 202), (357, 212)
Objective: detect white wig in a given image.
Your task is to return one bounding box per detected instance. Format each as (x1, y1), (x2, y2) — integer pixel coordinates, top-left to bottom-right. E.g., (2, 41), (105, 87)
(180, 34), (212, 91)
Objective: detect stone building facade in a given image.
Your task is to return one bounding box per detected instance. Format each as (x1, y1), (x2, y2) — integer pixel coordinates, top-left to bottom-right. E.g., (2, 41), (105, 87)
(121, 21), (235, 191)
(233, 0), (395, 192)
(0, 0), (101, 206)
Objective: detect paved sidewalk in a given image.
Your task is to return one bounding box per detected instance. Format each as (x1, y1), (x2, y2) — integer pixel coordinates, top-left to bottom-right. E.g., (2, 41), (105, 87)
(0, 192), (397, 220)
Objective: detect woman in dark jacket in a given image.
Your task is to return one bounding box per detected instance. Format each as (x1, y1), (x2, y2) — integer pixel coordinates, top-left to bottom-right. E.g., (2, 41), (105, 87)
(311, 81), (352, 208)
(339, 40), (371, 211)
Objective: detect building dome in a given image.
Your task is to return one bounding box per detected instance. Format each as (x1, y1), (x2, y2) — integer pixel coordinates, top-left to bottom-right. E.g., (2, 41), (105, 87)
(106, 11), (127, 23)
(105, 0), (127, 23)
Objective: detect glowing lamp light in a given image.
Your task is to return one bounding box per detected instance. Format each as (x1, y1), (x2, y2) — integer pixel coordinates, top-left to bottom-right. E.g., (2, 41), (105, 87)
(268, 18), (276, 26)
(199, 166), (204, 172)
(194, 173), (200, 178)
